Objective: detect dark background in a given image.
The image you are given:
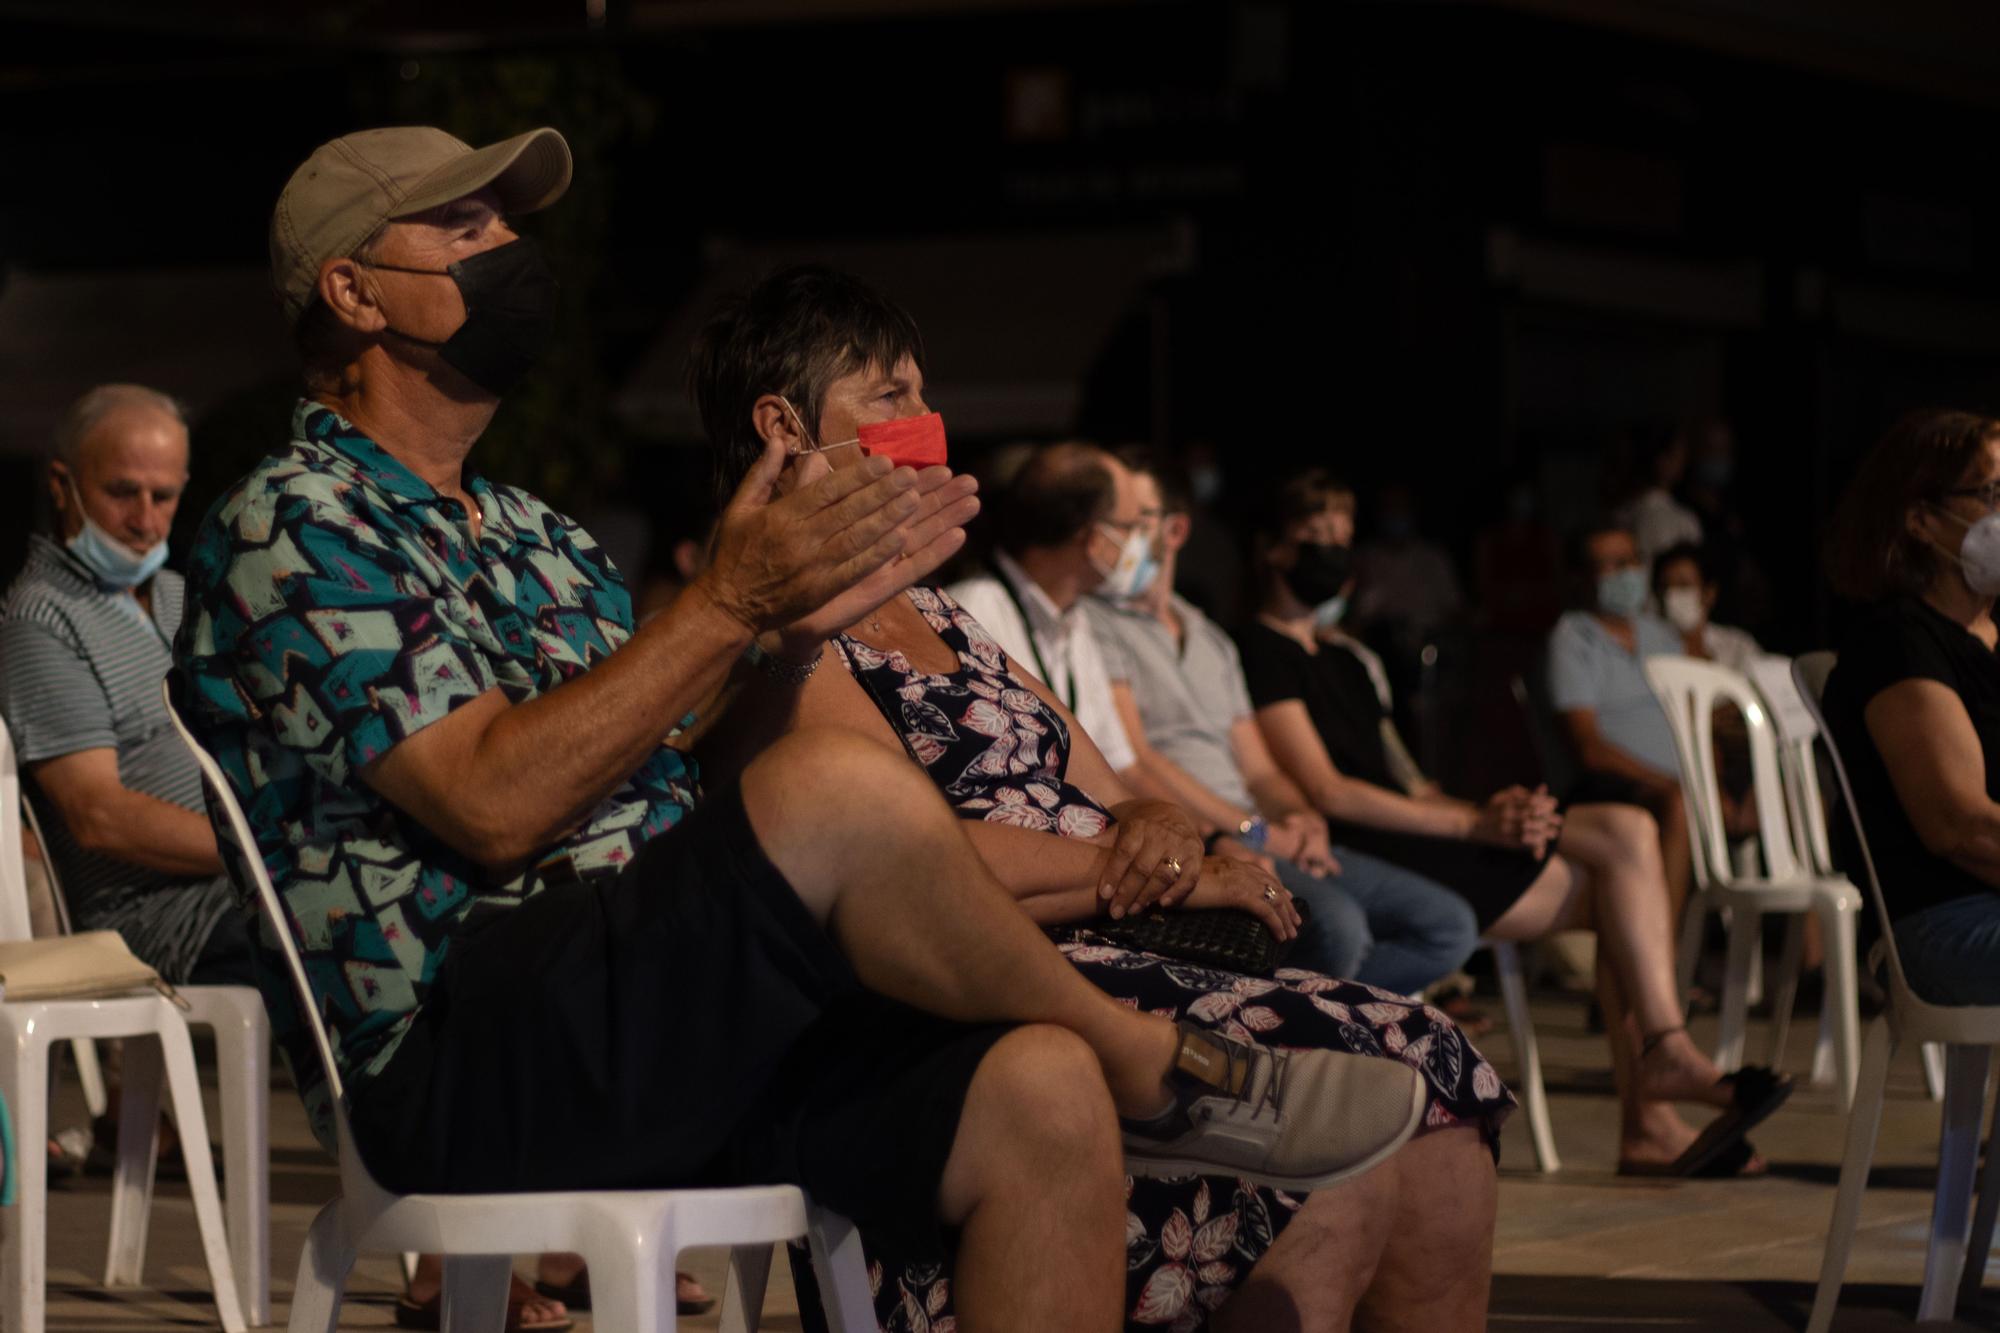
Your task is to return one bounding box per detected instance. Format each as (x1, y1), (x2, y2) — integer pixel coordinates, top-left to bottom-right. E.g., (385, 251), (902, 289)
(7, 0), (2000, 786)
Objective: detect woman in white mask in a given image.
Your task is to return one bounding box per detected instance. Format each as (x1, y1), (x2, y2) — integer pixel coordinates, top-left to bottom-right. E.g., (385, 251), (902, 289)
(1652, 541), (1761, 673)
(1822, 409), (2000, 1006)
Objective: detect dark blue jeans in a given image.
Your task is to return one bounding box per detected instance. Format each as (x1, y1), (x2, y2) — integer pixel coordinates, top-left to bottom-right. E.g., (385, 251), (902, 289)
(1276, 846), (1481, 995)
(1895, 891), (2000, 1005)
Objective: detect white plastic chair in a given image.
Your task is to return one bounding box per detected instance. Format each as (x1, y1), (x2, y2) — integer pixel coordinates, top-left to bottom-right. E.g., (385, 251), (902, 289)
(1644, 655), (1863, 1106)
(1485, 940), (1559, 1172)
(0, 714), (244, 1333)
(162, 682), (877, 1333)
(1794, 650), (2000, 1330)
(16, 792), (110, 1121)
(18, 786), (273, 1324)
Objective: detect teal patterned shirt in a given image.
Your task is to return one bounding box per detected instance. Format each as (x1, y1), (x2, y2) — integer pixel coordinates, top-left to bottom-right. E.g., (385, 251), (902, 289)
(175, 401), (696, 1145)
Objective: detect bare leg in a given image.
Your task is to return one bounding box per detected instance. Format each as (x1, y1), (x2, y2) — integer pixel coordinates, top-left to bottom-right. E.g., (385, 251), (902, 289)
(1213, 1126), (1496, 1333)
(1486, 807), (1737, 1143)
(936, 1026), (1127, 1333)
(740, 727), (1180, 1115)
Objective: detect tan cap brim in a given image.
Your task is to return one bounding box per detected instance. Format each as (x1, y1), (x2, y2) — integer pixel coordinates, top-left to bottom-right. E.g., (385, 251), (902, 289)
(392, 126), (573, 221)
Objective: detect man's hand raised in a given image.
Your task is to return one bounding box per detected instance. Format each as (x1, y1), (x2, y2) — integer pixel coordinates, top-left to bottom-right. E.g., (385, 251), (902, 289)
(694, 438), (978, 639)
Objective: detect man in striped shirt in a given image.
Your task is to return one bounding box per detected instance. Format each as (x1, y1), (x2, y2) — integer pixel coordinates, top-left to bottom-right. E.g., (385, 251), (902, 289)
(0, 384), (251, 989)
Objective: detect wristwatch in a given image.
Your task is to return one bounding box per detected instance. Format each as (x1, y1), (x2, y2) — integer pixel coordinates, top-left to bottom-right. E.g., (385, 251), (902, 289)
(1236, 815), (1269, 852)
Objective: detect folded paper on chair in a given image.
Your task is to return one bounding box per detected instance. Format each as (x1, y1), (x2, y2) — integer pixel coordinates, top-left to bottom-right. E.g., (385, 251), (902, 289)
(0, 931), (182, 1007)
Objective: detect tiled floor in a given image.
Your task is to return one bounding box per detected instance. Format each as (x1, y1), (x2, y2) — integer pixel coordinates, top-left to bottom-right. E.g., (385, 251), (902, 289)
(30, 990), (2000, 1330)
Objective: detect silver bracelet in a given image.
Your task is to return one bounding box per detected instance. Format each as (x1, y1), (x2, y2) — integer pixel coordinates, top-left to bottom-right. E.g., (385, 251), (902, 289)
(745, 638), (822, 686)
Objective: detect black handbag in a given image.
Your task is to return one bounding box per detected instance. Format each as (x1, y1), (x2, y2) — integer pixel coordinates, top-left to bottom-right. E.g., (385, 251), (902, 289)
(1089, 899), (1311, 978)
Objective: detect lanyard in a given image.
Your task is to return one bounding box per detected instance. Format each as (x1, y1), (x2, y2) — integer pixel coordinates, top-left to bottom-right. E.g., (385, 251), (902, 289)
(990, 559), (1077, 713)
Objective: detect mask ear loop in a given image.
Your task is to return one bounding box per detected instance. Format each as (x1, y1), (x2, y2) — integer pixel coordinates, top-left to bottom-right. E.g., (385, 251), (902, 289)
(778, 397), (860, 456)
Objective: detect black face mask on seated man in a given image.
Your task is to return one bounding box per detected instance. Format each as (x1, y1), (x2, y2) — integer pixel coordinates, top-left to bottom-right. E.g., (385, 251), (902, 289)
(1283, 542), (1352, 607)
(366, 235), (560, 397)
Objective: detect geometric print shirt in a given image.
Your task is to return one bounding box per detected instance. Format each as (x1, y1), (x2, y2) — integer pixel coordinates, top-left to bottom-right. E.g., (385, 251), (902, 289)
(174, 400), (697, 1147)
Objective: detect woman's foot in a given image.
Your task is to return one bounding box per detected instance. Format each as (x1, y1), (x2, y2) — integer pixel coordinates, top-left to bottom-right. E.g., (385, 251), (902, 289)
(532, 1254), (714, 1316)
(1632, 1027), (1735, 1110)
(1617, 1106), (1765, 1174)
(396, 1269), (570, 1332)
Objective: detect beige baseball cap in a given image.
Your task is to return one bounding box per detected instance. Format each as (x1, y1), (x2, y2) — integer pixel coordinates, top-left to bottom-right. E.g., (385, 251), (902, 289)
(269, 125), (572, 325)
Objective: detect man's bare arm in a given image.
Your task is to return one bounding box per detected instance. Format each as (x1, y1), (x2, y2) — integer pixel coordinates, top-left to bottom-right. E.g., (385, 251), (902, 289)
(32, 749), (225, 878)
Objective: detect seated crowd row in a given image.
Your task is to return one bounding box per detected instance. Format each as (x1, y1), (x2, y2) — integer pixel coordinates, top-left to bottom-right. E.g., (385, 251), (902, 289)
(1, 121), (1996, 1333)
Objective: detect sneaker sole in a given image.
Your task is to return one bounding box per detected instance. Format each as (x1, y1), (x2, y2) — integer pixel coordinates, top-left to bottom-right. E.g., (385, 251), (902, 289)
(1122, 1065), (1427, 1193)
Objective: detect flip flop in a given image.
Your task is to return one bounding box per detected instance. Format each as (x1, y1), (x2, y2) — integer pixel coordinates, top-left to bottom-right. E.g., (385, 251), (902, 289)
(1647, 1066), (1793, 1179)
(393, 1290), (574, 1332)
(1617, 1136), (1766, 1179)
(533, 1270), (716, 1317)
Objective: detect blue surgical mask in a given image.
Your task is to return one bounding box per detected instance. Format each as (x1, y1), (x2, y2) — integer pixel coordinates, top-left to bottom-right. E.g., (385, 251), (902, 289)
(1596, 567), (1648, 619)
(64, 478), (168, 590)
(1095, 524), (1160, 601)
(1312, 594), (1349, 630)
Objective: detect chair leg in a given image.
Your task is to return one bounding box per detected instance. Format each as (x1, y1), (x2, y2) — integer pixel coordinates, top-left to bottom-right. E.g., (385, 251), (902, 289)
(1767, 914), (1806, 1072)
(718, 1243), (775, 1333)
(440, 1255), (514, 1333)
(289, 1199), (354, 1333)
(1925, 1042), (1948, 1101)
(806, 1205), (878, 1333)
(579, 1214), (673, 1333)
(1492, 941), (1559, 1172)
(1716, 907), (1759, 1073)
(104, 1032), (163, 1288)
(1, 1030), (52, 1333)
(71, 1039), (107, 1120)
(158, 1017), (245, 1333)
(202, 993), (271, 1324)
(1819, 903), (1861, 1110)
(1960, 1053), (2000, 1309)
(1675, 891), (1707, 1010)
(1808, 1014), (1896, 1333)
(1918, 1043), (1992, 1324)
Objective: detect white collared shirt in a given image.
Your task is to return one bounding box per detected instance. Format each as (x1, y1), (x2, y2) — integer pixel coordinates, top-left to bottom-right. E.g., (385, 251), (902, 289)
(947, 551), (1137, 772)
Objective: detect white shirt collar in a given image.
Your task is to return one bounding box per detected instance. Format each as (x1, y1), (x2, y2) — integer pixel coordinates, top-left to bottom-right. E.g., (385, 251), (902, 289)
(994, 549), (1079, 641)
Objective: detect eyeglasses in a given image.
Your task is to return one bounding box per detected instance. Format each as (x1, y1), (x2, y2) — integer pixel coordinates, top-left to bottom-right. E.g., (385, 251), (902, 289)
(1944, 481), (2000, 509)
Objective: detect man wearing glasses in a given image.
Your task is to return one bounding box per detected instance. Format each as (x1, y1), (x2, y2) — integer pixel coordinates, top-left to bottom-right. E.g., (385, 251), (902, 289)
(947, 442), (1148, 773)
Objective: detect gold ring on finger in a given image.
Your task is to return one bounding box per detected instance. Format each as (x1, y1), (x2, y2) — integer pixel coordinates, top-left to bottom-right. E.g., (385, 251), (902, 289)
(1263, 886), (1279, 902)
(1164, 856), (1183, 877)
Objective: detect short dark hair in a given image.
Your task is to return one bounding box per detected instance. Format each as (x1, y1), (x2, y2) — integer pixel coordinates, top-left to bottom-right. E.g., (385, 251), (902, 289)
(1565, 517), (1634, 574)
(1246, 467), (1354, 546)
(1650, 540), (1718, 591)
(688, 265), (926, 502)
(995, 442), (1116, 554)
(1115, 445), (1194, 516)
(1827, 408), (2000, 603)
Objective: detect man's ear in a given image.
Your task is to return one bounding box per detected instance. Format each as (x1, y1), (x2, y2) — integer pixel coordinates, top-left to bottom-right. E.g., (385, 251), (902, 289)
(1161, 512), (1192, 554)
(318, 256), (388, 334)
(752, 394), (810, 454)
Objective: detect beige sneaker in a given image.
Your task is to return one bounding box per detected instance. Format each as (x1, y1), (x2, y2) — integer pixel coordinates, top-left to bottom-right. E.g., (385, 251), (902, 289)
(1120, 1021), (1425, 1192)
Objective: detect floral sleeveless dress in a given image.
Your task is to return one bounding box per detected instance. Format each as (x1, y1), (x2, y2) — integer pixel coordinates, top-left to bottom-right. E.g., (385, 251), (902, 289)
(820, 586), (1513, 1332)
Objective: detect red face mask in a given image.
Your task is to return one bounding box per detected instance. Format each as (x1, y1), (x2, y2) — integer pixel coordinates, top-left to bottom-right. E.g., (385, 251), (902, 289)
(853, 412), (948, 469)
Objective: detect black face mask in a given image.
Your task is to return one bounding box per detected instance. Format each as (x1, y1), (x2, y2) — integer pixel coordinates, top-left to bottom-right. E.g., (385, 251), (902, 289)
(368, 236), (560, 397)
(1283, 542), (1351, 606)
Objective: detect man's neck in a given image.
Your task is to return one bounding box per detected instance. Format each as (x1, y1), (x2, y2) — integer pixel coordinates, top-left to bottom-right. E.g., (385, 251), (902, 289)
(1011, 545), (1088, 613)
(319, 357), (498, 500)
(1141, 556), (1179, 632)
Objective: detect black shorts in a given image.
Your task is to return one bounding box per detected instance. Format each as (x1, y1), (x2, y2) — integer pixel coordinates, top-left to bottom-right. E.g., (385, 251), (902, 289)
(1329, 821), (1552, 932)
(348, 783), (1009, 1250)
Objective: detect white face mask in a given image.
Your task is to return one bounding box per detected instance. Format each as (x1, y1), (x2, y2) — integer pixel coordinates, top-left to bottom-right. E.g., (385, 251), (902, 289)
(1934, 505), (2000, 597)
(1092, 524), (1159, 601)
(1662, 585), (1706, 634)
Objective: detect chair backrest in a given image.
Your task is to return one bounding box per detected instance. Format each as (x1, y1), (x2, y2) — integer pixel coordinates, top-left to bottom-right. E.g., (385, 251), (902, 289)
(1643, 654), (1812, 891)
(1745, 654), (1839, 877)
(0, 715), (43, 942)
(18, 794), (79, 936)
(1509, 665), (1579, 795)
(160, 679), (349, 1106)
(1790, 652), (1923, 1003)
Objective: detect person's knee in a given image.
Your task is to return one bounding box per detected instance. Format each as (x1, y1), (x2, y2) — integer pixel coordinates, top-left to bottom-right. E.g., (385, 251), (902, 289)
(744, 726), (946, 844)
(1292, 879), (1369, 978)
(969, 1025), (1121, 1168)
